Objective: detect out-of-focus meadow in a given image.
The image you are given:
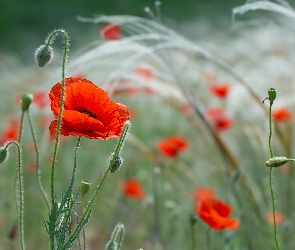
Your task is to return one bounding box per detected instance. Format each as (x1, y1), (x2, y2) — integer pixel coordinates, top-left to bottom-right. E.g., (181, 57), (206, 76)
(1, 0), (295, 249)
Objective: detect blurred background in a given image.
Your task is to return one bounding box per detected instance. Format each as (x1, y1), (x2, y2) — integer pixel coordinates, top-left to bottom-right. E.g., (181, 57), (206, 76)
(0, 0), (247, 60)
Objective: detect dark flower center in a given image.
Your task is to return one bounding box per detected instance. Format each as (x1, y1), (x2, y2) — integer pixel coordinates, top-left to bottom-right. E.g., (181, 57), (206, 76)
(77, 108), (96, 118)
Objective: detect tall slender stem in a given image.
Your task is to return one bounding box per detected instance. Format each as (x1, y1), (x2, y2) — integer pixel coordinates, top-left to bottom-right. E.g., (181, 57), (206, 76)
(45, 29), (70, 206)
(26, 110), (50, 210)
(268, 102), (280, 250)
(5, 141), (25, 250)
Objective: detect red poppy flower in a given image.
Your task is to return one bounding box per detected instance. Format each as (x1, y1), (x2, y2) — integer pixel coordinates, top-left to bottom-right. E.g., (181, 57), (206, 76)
(265, 211), (285, 225)
(34, 91), (49, 109)
(0, 117), (19, 144)
(121, 178), (145, 200)
(49, 77), (130, 139)
(195, 197), (239, 230)
(272, 108), (293, 122)
(193, 187), (215, 201)
(157, 135), (188, 158)
(206, 107), (233, 131)
(100, 23), (121, 40)
(209, 84), (230, 99)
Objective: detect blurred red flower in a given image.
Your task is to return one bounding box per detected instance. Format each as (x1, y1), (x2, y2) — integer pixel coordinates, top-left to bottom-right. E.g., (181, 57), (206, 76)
(34, 91), (49, 109)
(100, 23), (121, 40)
(201, 71), (216, 84)
(272, 108), (293, 122)
(193, 187), (215, 201)
(122, 178), (145, 199)
(0, 117), (19, 144)
(265, 211), (285, 225)
(206, 107), (233, 131)
(195, 197), (239, 230)
(157, 135), (188, 158)
(210, 84), (230, 99)
(49, 77), (130, 139)
(136, 67), (153, 81)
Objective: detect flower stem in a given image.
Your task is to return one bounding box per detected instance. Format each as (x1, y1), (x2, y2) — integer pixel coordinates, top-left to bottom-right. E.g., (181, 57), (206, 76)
(61, 122), (130, 250)
(206, 227), (211, 250)
(5, 141), (25, 250)
(26, 110), (50, 210)
(45, 29), (70, 206)
(268, 101), (280, 250)
(190, 223), (196, 250)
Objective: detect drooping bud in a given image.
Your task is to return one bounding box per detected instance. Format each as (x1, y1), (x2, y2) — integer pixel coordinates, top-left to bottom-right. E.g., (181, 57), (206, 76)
(80, 181), (91, 196)
(105, 240), (118, 250)
(35, 45), (54, 67)
(21, 93), (33, 111)
(266, 157), (289, 168)
(0, 147), (8, 164)
(110, 154), (123, 173)
(268, 88), (276, 103)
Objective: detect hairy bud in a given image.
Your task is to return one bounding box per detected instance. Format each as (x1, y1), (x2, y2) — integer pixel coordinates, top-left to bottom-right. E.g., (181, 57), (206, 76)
(110, 154), (123, 173)
(80, 181), (91, 196)
(35, 45), (54, 67)
(266, 157), (288, 168)
(0, 147), (8, 164)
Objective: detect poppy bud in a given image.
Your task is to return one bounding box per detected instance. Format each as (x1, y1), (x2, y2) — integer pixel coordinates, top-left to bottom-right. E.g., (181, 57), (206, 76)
(0, 147), (8, 164)
(268, 88), (276, 103)
(189, 214), (197, 226)
(266, 157), (288, 168)
(35, 45), (54, 67)
(110, 154), (123, 173)
(21, 93), (33, 111)
(105, 240), (118, 250)
(80, 181), (91, 196)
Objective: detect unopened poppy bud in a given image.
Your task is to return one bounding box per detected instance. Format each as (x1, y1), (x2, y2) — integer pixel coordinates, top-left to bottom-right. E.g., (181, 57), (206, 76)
(105, 240), (118, 250)
(268, 88), (276, 102)
(21, 93), (33, 111)
(0, 147), (8, 164)
(35, 45), (54, 67)
(189, 214), (197, 226)
(80, 181), (91, 196)
(110, 154), (123, 173)
(266, 157), (288, 168)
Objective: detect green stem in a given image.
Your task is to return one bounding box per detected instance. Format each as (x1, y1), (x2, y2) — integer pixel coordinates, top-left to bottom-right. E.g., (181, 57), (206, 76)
(81, 195), (86, 250)
(5, 141), (25, 250)
(268, 102), (280, 250)
(206, 227), (211, 250)
(45, 29), (70, 206)
(18, 111), (25, 143)
(190, 224), (196, 250)
(26, 110), (50, 210)
(61, 122), (130, 250)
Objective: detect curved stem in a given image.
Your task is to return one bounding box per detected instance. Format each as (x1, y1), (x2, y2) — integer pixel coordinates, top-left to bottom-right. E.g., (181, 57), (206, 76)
(5, 141), (25, 250)
(268, 102), (280, 250)
(26, 110), (50, 210)
(45, 29), (70, 206)
(61, 123), (130, 250)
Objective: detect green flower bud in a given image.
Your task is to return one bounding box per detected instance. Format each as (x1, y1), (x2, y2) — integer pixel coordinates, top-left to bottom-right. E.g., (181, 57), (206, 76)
(266, 157), (288, 168)
(21, 93), (33, 111)
(268, 88), (276, 102)
(80, 181), (91, 196)
(35, 45), (54, 67)
(105, 240), (118, 250)
(189, 214), (197, 226)
(0, 147), (8, 164)
(110, 154), (123, 173)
